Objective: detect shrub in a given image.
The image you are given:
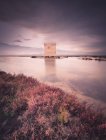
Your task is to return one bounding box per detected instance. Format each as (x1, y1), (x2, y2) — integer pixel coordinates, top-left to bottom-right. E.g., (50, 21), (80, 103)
(0, 71), (106, 140)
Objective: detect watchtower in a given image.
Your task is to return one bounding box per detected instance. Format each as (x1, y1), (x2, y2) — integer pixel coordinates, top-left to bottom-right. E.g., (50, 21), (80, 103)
(44, 43), (56, 56)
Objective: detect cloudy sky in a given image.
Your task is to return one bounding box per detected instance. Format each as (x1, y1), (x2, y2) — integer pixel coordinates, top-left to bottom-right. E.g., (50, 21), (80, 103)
(0, 0), (106, 55)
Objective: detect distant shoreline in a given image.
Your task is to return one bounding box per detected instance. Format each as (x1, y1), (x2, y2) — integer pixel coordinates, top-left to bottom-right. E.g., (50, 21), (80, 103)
(0, 55), (106, 61)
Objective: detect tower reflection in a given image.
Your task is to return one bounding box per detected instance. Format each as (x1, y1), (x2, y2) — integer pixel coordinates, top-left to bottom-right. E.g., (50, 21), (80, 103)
(44, 58), (57, 82)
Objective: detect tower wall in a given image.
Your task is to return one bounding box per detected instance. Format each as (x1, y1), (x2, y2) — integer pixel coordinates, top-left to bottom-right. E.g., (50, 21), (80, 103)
(44, 43), (56, 56)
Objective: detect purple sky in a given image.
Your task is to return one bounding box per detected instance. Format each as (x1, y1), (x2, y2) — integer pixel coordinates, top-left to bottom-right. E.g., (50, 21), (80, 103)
(0, 0), (106, 55)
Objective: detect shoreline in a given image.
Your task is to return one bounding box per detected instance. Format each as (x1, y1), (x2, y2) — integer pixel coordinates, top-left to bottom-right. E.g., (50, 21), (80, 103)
(45, 81), (106, 114)
(0, 55), (106, 61)
(0, 71), (106, 139)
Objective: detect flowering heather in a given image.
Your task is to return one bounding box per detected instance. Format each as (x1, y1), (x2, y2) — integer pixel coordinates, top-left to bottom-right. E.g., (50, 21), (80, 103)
(0, 71), (106, 140)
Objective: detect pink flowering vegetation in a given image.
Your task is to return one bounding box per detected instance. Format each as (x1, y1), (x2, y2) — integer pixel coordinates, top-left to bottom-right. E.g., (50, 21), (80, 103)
(0, 71), (106, 140)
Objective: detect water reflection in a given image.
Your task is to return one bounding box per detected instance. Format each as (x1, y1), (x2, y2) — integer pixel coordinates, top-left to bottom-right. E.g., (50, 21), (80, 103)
(43, 58), (59, 82)
(45, 58), (56, 75)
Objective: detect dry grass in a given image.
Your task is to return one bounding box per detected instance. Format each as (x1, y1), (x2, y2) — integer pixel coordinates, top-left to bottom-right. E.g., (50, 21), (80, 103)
(0, 71), (106, 140)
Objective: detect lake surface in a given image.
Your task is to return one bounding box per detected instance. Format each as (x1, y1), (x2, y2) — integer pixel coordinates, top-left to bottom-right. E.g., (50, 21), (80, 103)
(0, 57), (106, 104)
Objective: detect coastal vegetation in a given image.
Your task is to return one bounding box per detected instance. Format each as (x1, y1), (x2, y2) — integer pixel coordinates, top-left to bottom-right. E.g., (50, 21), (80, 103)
(0, 71), (106, 140)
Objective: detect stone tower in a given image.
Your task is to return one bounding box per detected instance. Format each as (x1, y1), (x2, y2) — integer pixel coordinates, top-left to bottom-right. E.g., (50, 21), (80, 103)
(44, 43), (56, 56)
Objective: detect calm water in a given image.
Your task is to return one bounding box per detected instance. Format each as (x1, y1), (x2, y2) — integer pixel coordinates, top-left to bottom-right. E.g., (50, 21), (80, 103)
(0, 57), (106, 103)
